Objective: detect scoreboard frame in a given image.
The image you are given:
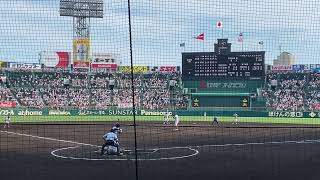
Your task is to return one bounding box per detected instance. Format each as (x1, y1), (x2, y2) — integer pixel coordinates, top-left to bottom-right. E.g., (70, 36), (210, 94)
(182, 51), (265, 80)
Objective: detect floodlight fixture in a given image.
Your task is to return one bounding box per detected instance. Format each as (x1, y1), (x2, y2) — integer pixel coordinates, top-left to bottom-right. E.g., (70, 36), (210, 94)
(60, 0), (103, 18)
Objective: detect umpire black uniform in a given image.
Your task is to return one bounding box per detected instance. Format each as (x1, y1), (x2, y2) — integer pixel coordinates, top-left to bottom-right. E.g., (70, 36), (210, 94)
(211, 116), (219, 125)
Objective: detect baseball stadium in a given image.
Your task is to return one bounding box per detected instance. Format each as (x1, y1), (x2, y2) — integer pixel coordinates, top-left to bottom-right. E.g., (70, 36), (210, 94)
(1, 0), (320, 180)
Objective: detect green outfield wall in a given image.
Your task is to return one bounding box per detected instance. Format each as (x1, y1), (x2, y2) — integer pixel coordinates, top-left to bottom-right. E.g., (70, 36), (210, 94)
(0, 108), (320, 118)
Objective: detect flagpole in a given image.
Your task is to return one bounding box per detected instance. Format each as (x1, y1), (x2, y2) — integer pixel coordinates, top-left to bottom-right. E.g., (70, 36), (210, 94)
(238, 32), (244, 52)
(222, 28), (223, 39)
(242, 32), (244, 51)
(217, 21), (223, 39)
(258, 41), (264, 51)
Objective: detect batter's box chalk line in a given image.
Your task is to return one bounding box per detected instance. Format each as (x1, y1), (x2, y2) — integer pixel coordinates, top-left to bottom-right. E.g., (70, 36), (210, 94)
(51, 146), (200, 161)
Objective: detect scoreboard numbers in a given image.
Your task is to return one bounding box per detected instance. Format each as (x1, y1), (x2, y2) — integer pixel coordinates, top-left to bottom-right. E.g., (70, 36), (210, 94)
(182, 52), (265, 80)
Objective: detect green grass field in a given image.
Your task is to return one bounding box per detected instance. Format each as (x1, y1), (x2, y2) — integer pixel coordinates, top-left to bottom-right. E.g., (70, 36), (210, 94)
(6, 115), (320, 125)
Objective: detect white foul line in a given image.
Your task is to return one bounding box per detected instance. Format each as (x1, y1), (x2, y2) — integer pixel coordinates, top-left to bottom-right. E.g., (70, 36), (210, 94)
(0, 130), (99, 147)
(195, 139), (320, 148)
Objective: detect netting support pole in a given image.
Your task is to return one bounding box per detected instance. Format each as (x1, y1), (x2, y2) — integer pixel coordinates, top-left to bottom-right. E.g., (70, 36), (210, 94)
(127, 0), (139, 180)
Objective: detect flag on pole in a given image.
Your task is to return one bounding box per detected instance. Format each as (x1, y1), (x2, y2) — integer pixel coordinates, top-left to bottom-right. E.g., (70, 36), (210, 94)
(194, 33), (204, 40)
(179, 42), (185, 47)
(238, 32), (243, 42)
(258, 41), (264, 45)
(217, 21), (223, 28)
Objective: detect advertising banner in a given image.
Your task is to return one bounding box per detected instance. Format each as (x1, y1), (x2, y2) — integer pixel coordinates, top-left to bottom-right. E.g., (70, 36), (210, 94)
(271, 65), (292, 71)
(0, 107), (320, 118)
(292, 64), (304, 72)
(310, 64), (320, 73)
(119, 66), (148, 73)
(9, 63), (41, 69)
(0, 61), (7, 68)
(40, 51), (70, 68)
(304, 64), (310, 71)
(150, 66), (180, 72)
(0, 102), (16, 108)
(310, 105), (320, 111)
(91, 64), (118, 69)
(91, 53), (118, 69)
(73, 37), (90, 68)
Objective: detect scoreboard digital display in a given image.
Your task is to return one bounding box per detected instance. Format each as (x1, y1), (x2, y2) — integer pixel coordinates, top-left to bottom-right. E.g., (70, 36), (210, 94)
(182, 52), (265, 80)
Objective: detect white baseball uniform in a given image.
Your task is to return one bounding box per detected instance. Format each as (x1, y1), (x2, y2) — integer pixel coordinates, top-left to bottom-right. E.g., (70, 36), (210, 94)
(174, 115), (180, 128)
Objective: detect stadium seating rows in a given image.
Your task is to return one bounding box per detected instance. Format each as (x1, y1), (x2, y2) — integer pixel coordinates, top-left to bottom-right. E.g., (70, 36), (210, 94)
(1, 69), (319, 110)
(263, 72), (320, 111)
(0, 70), (187, 110)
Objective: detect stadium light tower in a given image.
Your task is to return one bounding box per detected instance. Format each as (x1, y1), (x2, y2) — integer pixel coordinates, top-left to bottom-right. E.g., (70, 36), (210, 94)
(60, 0), (103, 68)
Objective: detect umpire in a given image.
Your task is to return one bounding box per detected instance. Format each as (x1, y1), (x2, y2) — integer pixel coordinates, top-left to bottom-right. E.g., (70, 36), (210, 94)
(211, 116), (219, 125)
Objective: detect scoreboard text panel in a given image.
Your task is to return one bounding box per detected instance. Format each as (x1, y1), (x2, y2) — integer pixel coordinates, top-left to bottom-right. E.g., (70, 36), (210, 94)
(182, 52), (265, 80)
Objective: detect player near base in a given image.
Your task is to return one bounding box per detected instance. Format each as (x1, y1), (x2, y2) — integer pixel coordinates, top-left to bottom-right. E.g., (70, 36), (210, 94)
(163, 110), (170, 125)
(100, 129), (121, 156)
(174, 114), (180, 130)
(232, 113), (238, 125)
(211, 116), (219, 125)
(3, 115), (10, 128)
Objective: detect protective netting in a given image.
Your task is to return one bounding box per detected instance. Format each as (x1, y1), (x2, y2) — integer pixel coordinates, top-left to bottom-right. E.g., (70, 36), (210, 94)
(1, 0), (320, 180)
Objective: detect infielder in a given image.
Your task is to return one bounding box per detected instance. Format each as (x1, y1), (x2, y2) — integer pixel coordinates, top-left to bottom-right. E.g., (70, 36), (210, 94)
(3, 115), (10, 128)
(174, 114), (180, 130)
(211, 116), (219, 125)
(232, 113), (239, 125)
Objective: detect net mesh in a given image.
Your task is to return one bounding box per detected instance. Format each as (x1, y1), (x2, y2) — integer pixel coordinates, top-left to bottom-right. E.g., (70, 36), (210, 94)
(1, 0), (320, 180)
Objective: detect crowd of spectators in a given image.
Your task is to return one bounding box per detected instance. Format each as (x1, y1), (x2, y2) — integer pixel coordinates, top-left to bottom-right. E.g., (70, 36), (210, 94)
(41, 88), (70, 109)
(9, 71), (65, 88)
(113, 89), (141, 108)
(1, 70), (184, 109)
(41, 88), (91, 109)
(0, 70), (17, 104)
(115, 74), (142, 89)
(3, 68), (320, 111)
(12, 88), (45, 108)
(70, 73), (88, 88)
(9, 72), (35, 87)
(144, 73), (168, 89)
(262, 72), (320, 111)
(33, 73), (64, 88)
(91, 89), (111, 109)
(90, 73), (111, 89)
(0, 86), (16, 103)
(142, 89), (170, 110)
(306, 73), (320, 110)
(306, 90), (320, 110)
(68, 89), (90, 108)
(142, 72), (182, 109)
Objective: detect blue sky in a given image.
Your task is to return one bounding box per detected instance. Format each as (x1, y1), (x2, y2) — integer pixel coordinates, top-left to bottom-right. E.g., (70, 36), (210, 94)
(1, 0), (320, 66)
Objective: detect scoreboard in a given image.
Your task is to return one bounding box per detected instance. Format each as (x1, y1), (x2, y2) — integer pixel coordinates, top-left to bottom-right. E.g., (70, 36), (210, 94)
(182, 52), (265, 80)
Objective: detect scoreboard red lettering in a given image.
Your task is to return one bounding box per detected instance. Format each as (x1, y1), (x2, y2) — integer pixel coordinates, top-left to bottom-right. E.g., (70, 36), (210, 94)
(160, 66), (176, 72)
